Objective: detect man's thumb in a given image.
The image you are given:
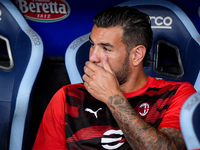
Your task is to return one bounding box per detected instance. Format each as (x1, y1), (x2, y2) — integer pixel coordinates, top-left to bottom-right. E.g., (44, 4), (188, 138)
(103, 55), (113, 73)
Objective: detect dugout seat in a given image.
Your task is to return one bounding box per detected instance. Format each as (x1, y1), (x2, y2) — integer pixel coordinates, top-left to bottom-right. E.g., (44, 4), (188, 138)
(0, 0), (43, 150)
(65, 0), (200, 92)
(180, 92), (200, 150)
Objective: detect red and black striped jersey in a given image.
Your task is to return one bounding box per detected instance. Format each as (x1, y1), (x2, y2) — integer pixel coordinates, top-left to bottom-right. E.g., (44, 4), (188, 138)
(33, 76), (196, 150)
(64, 76), (196, 149)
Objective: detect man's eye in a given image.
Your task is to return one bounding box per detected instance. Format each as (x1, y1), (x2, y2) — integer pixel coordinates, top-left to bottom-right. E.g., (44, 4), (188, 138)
(104, 47), (111, 52)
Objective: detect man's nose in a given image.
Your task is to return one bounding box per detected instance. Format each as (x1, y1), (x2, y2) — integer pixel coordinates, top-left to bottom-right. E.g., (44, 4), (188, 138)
(89, 48), (101, 63)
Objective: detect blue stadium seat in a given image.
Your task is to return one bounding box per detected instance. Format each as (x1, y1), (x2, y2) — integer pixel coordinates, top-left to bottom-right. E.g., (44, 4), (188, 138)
(65, 33), (90, 84)
(0, 0), (43, 150)
(65, 0), (200, 92)
(180, 92), (200, 150)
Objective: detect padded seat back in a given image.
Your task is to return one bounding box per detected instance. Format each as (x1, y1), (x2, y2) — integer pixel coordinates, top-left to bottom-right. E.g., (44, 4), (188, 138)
(0, 0), (43, 149)
(180, 92), (200, 150)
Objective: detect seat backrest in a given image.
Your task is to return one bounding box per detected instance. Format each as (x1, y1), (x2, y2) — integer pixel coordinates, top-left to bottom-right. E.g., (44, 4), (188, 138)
(65, 33), (90, 84)
(0, 0), (43, 150)
(180, 92), (200, 150)
(65, 0), (200, 92)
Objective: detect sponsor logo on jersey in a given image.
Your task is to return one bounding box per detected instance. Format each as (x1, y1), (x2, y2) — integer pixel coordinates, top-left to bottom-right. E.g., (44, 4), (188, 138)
(85, 108), (102, 118)
(150, 16), (172, 29)
(101, 129), (125, 149)
(16, 0), (70, 22)
(139, 103), (150, 116)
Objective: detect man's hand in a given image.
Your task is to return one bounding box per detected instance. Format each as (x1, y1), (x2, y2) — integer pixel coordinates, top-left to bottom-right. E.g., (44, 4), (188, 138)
(83, 56), (186, 150)
(82, 56), (121, 104)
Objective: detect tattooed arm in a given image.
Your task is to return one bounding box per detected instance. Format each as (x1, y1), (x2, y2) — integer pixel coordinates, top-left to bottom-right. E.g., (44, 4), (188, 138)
(83, 60), (186, 149)
(107, 94), (186, 150)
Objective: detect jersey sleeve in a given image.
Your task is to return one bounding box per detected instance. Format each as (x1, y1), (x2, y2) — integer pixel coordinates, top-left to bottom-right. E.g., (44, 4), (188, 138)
(32, 87), (68, 150)
(158, 82), (196, 130)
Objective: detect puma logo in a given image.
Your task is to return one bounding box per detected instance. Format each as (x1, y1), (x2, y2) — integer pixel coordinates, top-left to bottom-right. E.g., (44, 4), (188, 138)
(85, 108), (102, 118)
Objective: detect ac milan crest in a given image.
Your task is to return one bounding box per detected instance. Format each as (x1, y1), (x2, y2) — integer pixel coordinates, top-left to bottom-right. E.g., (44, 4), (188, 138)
(139, 103), (150, 116)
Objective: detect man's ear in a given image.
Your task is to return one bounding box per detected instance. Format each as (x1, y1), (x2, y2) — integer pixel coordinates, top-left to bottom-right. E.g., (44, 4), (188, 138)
(130, 45), (146, 66)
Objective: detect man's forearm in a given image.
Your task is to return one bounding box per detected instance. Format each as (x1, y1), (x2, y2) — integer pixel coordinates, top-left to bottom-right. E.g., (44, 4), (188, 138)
(107, 94), (177, 150)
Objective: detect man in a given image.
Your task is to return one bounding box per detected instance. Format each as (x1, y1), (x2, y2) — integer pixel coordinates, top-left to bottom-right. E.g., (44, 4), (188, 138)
(33, 6), (196, 150)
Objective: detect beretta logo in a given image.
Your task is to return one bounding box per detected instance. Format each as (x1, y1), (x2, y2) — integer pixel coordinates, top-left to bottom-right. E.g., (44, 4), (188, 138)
(16, 0), (70, 22)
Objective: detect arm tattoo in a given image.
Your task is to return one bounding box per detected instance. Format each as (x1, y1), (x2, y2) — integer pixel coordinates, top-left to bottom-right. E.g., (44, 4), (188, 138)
(159, 128), (187, 150)
(107, 94), (186, 150)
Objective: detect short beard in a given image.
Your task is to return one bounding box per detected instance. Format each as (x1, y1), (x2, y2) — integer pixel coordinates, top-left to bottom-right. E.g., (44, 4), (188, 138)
(114, 53), (131, 85)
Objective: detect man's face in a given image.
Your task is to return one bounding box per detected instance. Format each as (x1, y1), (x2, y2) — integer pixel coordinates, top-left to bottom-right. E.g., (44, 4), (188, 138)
(89, 25), (131, 85)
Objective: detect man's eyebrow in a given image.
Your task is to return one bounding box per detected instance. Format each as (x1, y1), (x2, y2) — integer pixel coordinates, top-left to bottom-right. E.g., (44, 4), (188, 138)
(89, 36), (114, 48)
(100, 42), (114, 48)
